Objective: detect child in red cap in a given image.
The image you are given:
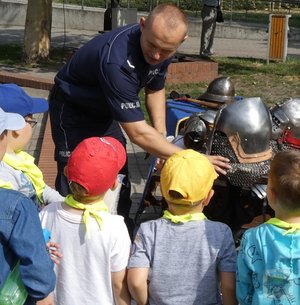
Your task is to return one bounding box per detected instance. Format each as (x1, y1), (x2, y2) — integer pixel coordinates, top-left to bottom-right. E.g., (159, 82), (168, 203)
(40, 137), (132, 305)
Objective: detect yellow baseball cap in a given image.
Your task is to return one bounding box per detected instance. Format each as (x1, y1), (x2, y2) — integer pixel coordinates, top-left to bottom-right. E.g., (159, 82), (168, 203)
(160, 149), (218, 205)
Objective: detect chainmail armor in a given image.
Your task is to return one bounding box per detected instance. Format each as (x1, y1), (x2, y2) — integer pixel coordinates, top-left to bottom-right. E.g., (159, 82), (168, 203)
(211, 132), (271, 187)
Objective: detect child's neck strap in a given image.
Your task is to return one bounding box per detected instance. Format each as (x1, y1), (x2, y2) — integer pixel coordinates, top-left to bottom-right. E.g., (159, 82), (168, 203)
(266, 217), (300, 235)
(4, 151), (45, 203)
(64, 194), (108, 238)
(162, 210), (207, 224)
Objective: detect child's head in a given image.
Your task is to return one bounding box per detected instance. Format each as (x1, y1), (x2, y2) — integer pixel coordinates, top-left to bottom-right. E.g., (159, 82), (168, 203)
(0, 107), (25, 159)
(66, 137), (126, 198)
(267, 151), (300, 212)
(160, 149), (218, 210)
(0, 84), (49, 151)
(0, 84), (48, 117)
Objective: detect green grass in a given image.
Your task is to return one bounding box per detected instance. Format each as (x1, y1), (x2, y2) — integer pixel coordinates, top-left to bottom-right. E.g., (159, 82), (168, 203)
(0, 44), (23, 64)
(1, 44), (299, 109)
(166, 55), (300, 106)
(0, 44), (68, 67)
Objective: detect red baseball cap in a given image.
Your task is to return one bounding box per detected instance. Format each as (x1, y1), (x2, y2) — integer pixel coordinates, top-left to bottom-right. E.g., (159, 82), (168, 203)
(67, 137), (126, 196)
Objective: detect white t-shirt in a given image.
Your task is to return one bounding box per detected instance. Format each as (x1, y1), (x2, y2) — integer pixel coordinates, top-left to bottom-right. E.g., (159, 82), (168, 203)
(40, 201), (131, 305)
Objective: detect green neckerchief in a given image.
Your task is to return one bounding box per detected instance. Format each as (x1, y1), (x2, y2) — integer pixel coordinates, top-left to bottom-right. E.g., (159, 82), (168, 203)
(266, 217), (300, 235)
(64, 194), (108, 238)
(3, 151), (45, 203)
(162, 210), (207, 224)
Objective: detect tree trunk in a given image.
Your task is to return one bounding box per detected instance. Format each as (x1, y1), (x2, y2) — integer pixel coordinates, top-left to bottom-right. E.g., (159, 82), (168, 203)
(23, 0), (52, 64)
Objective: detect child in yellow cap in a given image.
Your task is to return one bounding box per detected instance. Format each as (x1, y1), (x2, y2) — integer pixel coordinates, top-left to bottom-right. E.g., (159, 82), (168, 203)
(127, 149), (237, 305)
(237, 150), (300, 305)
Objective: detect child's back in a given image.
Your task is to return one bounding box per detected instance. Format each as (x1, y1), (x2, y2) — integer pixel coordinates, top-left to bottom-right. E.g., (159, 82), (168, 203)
(40, 136), (131, 305)
(237, 150), (300, 305)
(237, 222), (300, 305)
(130, 217), (235, 305)
(40, 202), (130, 304)
(128, 150), (237, 305)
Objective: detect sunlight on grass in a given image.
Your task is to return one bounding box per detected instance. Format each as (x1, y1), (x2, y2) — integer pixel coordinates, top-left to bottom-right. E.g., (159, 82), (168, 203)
(0, 44), (299, 109)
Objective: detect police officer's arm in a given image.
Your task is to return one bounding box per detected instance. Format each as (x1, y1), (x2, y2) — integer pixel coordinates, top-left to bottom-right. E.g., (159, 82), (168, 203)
(121, 120), (181, 160)
(144, 87), (167, 136)
(120, 121), (230, 174)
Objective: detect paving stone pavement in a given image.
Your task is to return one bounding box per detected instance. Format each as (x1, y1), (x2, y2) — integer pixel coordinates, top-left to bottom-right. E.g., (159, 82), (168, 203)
(1, 25), (299, 59)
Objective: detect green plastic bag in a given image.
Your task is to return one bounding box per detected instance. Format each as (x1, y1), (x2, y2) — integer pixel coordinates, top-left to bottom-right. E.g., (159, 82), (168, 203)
(0, 229), (51, 305)
(0, 261), (27, 305)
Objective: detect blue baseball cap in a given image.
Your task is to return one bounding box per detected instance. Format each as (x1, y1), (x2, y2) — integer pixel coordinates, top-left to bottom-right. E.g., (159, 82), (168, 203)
(0, 83), (49, 117)
(0, 107), (25, 135)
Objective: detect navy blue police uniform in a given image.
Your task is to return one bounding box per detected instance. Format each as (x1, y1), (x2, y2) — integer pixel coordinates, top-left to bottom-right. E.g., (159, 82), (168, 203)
(49, 23), (172, 228)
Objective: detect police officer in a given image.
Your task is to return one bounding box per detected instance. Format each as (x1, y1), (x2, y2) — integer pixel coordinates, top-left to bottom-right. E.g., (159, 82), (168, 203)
(49, 3), (229, 231)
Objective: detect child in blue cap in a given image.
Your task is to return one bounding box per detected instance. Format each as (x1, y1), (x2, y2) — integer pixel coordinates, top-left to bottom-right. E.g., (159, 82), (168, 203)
(0, 83), (64, 209)
(0, 106), (56, 305)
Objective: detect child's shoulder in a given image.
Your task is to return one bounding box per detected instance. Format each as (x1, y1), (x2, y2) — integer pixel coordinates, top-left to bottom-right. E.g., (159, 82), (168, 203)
(102, 213), (129, 227)
(205, 218), (232, 231)
(39, 201), (62, 214)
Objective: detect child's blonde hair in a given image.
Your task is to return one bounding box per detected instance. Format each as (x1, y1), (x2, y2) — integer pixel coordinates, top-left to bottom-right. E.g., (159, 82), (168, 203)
(269, 151), (300, 210)
(69, 181), (88, 198)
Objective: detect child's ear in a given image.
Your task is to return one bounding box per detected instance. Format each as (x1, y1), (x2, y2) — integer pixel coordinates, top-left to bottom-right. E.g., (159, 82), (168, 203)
(10, 130), (20, 138)
(110, 178), (119, 191)
(202, 189), (214, 207)
(63, 166), (68, 178)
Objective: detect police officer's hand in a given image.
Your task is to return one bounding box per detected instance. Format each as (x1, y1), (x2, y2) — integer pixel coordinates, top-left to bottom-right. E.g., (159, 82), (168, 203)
(206, 155), (231, 175)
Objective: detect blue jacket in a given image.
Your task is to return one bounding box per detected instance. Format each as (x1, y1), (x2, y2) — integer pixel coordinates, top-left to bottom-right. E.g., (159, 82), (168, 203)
(0, 188), (55, 304)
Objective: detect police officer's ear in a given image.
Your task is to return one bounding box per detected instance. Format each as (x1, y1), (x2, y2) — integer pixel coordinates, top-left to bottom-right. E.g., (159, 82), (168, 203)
(139, 17), (146, 32)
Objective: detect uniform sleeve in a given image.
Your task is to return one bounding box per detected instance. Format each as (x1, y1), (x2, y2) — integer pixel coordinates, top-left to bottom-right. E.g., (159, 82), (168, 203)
(10, 196), (56, 300)
(127, 225), (151, 268)
(236, 231), (254, 305)
(99, 62), (145, 123)
(110, 218), (132, 272)
(145, 59), (171, 91)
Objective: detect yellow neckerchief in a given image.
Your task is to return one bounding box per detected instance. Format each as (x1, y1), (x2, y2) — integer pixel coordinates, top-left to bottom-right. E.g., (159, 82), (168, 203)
(0, 179), (14, 189)
(266, 217), (300, 235)
(64, 194), (108, 238)
(162, 210), (207, 224)
(3, 151), (45, 203)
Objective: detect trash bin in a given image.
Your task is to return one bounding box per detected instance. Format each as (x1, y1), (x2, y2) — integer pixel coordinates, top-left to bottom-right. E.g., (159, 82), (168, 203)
(267, 14), (291, 63)
(111, 7), (137, 29)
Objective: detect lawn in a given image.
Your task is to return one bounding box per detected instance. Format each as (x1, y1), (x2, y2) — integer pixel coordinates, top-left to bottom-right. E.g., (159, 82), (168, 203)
(165, 55), (300, 106)
(0, 44), (299, 108)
